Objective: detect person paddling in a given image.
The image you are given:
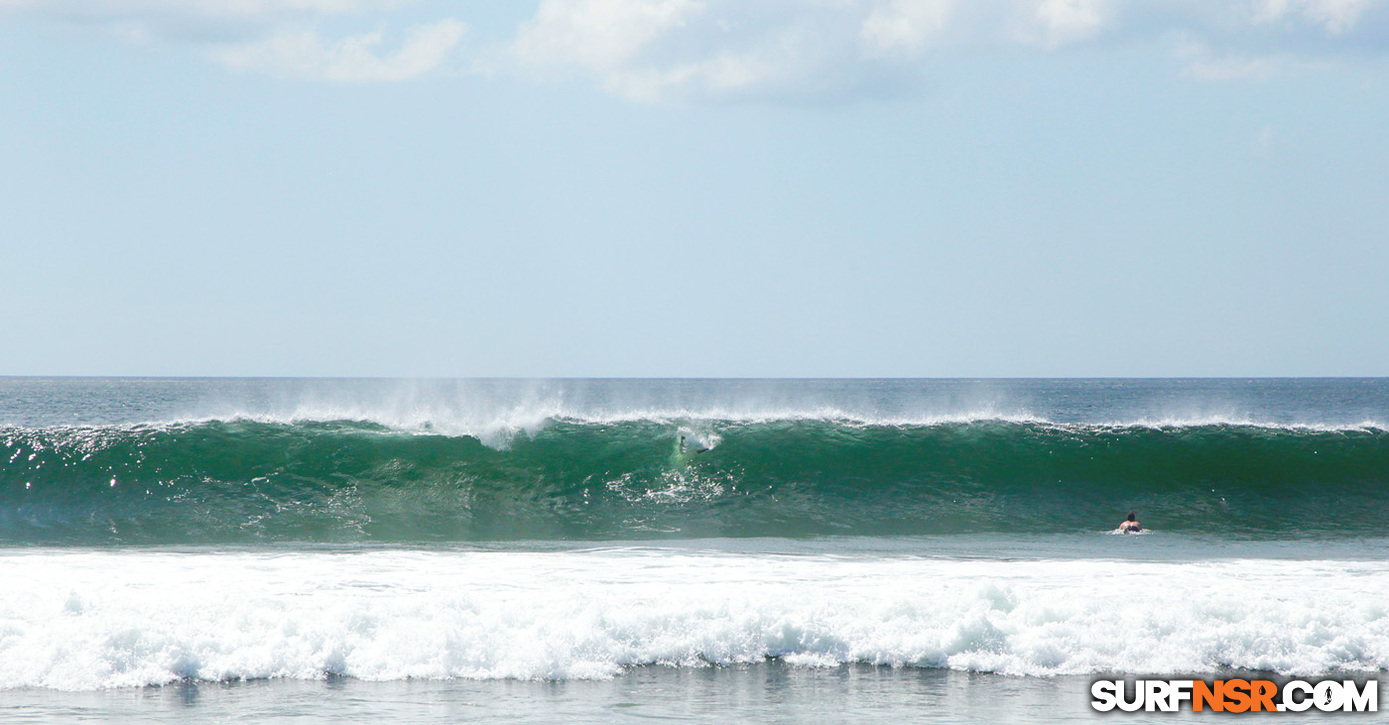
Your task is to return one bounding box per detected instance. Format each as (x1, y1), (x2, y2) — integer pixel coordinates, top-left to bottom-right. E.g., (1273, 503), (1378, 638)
(1118, 512), (1142, 533)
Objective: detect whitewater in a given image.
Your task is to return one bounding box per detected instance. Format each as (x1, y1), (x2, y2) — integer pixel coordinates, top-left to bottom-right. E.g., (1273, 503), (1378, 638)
(4, 540), (1389, 691)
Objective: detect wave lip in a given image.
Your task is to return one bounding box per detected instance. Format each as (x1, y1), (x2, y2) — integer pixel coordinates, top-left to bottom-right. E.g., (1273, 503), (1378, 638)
(2, 549), (1386, 690)
(32, 409), (1386, 439)
(26, 407), (1057, 441)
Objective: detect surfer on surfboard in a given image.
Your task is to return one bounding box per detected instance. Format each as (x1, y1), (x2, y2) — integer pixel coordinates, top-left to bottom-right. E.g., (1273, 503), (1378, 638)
(1118, 512), (1142, 533)
(679, 435), (711, 454)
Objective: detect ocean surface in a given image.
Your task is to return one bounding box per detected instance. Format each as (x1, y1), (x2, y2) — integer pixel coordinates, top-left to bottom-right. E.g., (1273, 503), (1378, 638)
(1, 378), (1386, 722)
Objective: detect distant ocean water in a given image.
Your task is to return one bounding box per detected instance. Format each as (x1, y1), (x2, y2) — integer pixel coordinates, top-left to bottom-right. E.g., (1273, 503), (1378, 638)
(1, 378), (1386, 722)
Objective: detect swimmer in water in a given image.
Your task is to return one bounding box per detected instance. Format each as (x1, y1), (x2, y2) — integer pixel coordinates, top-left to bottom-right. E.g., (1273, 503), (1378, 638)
(1118, 512), (1142, 533)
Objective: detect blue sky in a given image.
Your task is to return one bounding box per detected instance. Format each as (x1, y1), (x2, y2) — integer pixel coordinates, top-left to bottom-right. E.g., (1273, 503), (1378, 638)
(2, 0), (1387, 377)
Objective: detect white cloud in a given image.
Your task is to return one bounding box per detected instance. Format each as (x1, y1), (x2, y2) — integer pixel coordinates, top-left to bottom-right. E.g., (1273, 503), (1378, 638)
(214, 18), (465, 81)
(504, 0), (1127, 101)
(509, 0), (889, 102)
(861, 0), (953, 54)
(0, 0), (409, 18)
(1254, 0), (1385, 35)
(5, 0), (1389, 94)
(0, 0), (462, 82)
(1032, 0), (1111, 47)
(514, 0), (704, 71)
(500, 0), (1389, 102)
(601, 26), (850, 102)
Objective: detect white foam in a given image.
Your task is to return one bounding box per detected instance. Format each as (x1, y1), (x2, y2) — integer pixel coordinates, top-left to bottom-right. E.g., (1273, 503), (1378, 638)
(163, 406), (1050, 436)
(1093, 415), (1389, 433)
(1, 548), (1385, 690)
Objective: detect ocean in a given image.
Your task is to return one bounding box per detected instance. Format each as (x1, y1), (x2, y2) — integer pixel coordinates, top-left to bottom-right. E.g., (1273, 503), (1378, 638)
(1, 378), (1386, 722)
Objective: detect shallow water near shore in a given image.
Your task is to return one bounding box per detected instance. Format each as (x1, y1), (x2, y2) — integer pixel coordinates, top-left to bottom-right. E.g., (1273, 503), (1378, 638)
(4, 665), (1377, 724)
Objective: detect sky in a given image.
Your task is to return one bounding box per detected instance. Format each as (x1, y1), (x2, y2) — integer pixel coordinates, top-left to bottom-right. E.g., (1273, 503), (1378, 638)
(1, 0), (1387, 378)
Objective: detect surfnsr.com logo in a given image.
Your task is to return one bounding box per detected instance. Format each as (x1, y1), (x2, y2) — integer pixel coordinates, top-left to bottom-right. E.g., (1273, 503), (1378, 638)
(1091, 679), (1379, 713)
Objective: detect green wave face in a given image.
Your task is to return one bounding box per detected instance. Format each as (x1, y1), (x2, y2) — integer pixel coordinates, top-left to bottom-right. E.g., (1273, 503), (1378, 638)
(2, 419), (1387, 543)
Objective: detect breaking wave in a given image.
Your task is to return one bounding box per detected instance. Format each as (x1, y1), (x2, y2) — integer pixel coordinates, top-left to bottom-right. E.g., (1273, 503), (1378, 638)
(3, 416), (1386, 543)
